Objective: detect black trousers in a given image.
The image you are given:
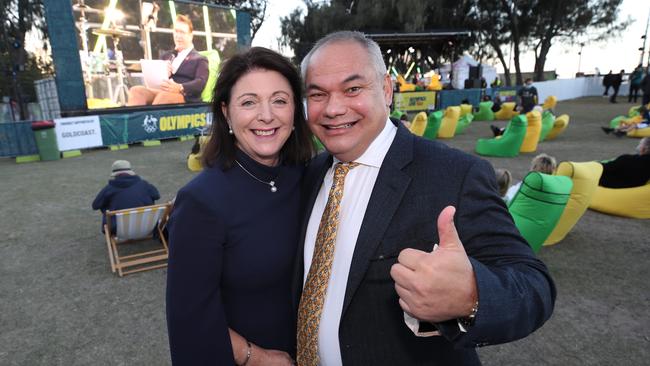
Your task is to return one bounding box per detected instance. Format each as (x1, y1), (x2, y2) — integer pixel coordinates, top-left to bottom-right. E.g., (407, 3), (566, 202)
(628, 85), (640, 103)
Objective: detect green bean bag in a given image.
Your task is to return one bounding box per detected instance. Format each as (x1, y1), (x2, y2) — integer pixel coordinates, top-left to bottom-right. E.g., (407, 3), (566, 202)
(422, 110), (443, 140)
(455, 113), (474, 134)
(390, 109), (405, 120)
(475, 115), (527, 157)
(539, 111), (555, 141)
(199, 50), (221, 103)
(508, 172), (573, 252)
(474, 101), (495, 121)
(609, 115), (625, 128)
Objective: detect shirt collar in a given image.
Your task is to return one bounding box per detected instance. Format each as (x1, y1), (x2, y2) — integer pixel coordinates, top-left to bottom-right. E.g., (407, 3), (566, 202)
(333, 118), (397, 169)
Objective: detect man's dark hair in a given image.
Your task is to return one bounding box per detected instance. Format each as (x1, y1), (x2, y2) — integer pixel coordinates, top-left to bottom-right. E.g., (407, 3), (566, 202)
(202, 47), (314, 168)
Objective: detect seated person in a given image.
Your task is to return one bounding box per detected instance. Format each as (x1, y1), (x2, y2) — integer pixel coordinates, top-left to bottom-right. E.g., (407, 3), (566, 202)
(517, 78), (538, 113)
(127, 14), (209, 106)
(495, 168), (512, 200)
(599, 137), (650, 188)
(504, 153), (557, 203)
(399, 112), (410, 129)
(602, 105), (650, 137)
(92, 160), (161, 233)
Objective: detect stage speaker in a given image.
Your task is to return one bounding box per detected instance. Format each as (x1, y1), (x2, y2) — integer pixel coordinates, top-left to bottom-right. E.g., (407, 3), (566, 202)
(464, 78), (482, 89)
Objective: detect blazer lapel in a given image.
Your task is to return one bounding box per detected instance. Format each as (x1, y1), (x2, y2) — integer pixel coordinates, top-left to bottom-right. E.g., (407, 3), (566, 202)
(342, 126), (414, 316)
(291, 153), (333, 311)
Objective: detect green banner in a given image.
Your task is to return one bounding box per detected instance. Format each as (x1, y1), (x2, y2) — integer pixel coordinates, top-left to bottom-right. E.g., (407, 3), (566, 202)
(99, 105), (212, 145)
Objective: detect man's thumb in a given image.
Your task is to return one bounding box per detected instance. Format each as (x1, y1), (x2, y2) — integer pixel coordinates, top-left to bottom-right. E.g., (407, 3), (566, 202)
(437, 206), (462, 249)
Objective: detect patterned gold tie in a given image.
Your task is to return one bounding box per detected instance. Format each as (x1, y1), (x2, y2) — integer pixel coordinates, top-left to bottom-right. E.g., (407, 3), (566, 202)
(297, 162), (359, 366)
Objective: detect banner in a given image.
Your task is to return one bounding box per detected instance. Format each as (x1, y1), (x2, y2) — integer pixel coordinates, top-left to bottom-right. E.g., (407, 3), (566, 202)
(393, 92), (437, 112)
(54, 115), (103, 151)
(99, 105), (212, 145)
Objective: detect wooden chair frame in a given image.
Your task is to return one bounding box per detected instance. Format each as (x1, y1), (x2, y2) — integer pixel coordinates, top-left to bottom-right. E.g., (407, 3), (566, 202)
(103, 202), (173, 277)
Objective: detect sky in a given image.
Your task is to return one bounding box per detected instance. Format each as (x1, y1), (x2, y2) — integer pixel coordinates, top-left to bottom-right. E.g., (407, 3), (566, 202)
(252, 0), (650, 79)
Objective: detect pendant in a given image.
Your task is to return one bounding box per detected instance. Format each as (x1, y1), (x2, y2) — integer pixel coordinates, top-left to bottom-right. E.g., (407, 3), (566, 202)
(270, 181), (277, 193)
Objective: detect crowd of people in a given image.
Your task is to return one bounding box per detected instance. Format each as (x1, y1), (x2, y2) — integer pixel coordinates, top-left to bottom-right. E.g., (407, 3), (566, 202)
(90, 23), (650, 366)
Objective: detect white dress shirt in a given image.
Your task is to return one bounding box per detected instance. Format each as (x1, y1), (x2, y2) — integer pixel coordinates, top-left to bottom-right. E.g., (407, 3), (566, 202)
(303, 118), (396, 366)
(171, 45), (194, 74)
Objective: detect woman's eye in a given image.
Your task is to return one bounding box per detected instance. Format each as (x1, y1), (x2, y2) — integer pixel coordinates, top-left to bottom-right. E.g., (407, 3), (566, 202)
(241, 100), (255, 107)
(273, 98), (288, 105)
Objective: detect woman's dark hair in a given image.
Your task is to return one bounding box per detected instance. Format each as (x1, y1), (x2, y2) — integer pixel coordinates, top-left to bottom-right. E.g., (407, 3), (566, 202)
(201, 47), (314, 168)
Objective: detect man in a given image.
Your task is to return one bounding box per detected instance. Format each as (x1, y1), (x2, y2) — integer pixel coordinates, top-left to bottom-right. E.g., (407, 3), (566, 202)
(127, 15), (208, 106)
(92, 160), (160, 233)
(516, 78), (538, 113)
(628, 65), (644, 103)
(603, 70), (613, 96)
(641, 70), (650, 106)
(295, 31), (555, 365)
(609, 69), (624, 104)
(599, 137), (650, 188)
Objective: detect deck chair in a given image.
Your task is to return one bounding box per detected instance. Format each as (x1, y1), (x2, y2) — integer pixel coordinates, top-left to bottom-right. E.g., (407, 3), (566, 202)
(104, 202), (172, 276)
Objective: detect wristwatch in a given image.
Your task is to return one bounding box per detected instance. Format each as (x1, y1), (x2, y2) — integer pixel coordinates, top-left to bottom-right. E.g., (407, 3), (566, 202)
(458, 300), (479, 328)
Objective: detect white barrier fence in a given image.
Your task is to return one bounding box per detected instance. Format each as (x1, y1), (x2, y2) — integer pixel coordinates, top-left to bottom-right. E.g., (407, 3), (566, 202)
(535, 76), (630, 102)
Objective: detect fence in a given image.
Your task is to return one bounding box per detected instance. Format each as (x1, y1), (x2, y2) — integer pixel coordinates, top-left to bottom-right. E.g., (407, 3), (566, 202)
(0, 121), (38, 157)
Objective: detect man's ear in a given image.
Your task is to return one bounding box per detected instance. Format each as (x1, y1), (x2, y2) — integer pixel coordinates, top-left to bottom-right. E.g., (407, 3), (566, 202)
(382, 73), (393, 108)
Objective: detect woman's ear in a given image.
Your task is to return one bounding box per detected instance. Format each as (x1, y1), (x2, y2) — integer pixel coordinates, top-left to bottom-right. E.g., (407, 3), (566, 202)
(221, 102), (229, 122)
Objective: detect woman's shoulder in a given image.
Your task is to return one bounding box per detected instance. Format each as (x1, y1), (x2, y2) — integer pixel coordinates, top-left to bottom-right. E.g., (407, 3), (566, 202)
(178, 165), (229, 199)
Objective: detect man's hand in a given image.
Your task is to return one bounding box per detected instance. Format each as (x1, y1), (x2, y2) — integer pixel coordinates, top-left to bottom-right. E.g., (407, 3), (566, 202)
(390, 206), (478, 323)
(160, 79), (182, 94)
(250, 345), (294, 366)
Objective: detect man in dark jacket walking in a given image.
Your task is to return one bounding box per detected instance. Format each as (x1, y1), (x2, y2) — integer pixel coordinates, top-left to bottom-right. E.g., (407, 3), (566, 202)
(610, 69), (624, 103)
(92, 160), (160, 233)
(603, 70), (613, 96)
(641, 70), (650, 106)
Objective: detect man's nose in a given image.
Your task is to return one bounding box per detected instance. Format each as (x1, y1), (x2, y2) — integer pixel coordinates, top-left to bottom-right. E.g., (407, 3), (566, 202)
(324, 93), (346, 118)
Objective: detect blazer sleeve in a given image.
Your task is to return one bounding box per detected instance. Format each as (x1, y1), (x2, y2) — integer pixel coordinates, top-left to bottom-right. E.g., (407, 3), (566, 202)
(166, 186), (234, 365)
(443, 158), (556, 348)
(181, 55), (209, 99)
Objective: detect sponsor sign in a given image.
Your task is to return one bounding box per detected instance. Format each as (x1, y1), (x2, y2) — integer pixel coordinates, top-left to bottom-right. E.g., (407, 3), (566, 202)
(393, 92), (437, 111)
(54, 115), (103, 151)
(99, 105), (212, 145)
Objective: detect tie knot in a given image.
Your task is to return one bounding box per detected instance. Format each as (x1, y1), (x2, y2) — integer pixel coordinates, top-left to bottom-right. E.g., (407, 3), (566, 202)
(334, 162), (359, 181)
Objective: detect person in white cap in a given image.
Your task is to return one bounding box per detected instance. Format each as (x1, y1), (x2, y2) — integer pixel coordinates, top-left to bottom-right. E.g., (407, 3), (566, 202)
(92, 160), (160, 233)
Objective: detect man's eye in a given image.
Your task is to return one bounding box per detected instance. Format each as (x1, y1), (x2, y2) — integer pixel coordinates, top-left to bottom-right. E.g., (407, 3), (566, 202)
(309, 93), (326, 100)
(346, 87), (361, 94)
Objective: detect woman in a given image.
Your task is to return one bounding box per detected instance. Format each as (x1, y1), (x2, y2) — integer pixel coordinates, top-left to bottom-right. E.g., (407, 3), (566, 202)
(166, 47), (313, 365)
(504, 153), (557, 204)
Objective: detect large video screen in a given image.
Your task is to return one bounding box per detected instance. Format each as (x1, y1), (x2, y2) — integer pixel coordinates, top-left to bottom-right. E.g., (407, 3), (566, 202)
(71, 0), (238, 109)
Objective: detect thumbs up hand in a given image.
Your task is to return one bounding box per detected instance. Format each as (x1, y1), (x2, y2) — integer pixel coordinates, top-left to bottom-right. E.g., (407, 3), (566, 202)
(390, 206), (478, 323)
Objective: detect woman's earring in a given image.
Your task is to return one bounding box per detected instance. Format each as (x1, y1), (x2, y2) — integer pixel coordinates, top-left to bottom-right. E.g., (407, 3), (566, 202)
(228, 126), (233, 135)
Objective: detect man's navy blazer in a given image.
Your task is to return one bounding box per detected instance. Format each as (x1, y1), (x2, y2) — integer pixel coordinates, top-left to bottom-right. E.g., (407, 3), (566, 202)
(161, 49), (208, 103)
(295, 123), (556, 365)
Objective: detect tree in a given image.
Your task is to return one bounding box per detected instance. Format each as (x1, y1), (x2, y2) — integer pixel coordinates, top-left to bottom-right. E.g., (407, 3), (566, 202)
(280, 0), (476, 65)
(208, 0), (269, 39)
(529, 0), (629, 81)
(1, 0), (48, 120)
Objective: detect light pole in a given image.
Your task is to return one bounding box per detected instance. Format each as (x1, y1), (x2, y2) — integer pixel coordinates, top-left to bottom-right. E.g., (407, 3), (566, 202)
(641, 8), (650, 67)
(577, 42), (585, 75)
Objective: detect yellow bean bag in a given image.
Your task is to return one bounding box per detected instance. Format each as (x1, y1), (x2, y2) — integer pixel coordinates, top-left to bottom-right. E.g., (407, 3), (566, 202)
(544, 114), (570, 140)
(408, 111), (428, 137)
(494, 102), (519, 120)
(627, 127), (650, 138)
(544, 161), (603, 245)
(589, 182), (650, 219)
(397, 75), (417, 92)
(520, 111), (542, 153)
(459, 104), (473, 117)
(437, 106), (461, 139)
(186, 135), (210, 172)
(542, 96), (557, 111)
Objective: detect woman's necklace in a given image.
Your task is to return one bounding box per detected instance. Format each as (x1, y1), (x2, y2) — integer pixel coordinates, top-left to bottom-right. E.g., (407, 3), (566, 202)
(235, 160), (278, 193)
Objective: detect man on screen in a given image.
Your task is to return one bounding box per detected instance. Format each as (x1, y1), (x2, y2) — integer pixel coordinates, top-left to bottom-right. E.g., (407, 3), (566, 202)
(127, 14), (208, 106)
